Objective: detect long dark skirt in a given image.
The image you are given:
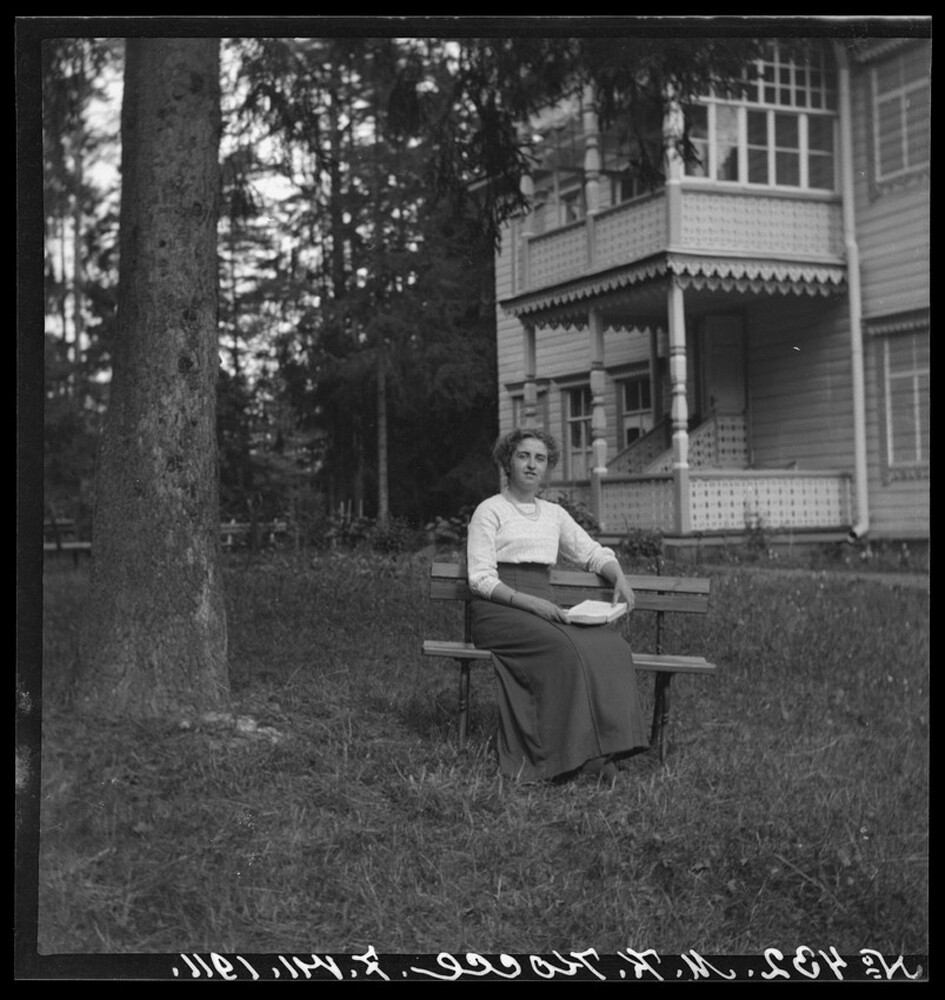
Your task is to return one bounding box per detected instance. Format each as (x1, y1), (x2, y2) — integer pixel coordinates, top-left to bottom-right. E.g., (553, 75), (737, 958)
(469, 563), (649, 781)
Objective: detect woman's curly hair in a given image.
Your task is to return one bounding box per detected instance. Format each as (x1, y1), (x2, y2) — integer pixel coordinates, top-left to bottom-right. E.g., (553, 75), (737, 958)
(492, 427), (561, 477)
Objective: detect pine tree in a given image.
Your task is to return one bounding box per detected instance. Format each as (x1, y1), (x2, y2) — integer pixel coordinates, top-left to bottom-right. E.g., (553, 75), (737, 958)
(77, 38), (228, 718)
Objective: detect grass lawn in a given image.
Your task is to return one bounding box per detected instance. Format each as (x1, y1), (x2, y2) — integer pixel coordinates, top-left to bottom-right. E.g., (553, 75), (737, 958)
(31, 548), (928, 962)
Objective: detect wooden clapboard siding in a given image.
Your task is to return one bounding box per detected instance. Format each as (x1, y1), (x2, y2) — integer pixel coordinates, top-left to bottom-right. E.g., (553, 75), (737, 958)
(608, 327), (652, 367)
(868, 480), (930, 538)
(532, 326), (653, 391)
(494, 223), (513, 300)
(846, 44), (929, 538)
(495, 320), (527, 398)
(857, 191), (930, 318)
(494, 223), (522, 393)
(746, 296), (855, 470)
(496, 320), (522, 383)
(859, 306), (930, 538)
(540, 334), (587, 380)
(850, 44), (930, 320)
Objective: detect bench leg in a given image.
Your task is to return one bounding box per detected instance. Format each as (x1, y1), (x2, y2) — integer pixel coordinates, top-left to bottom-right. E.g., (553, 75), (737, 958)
(457, 660), (471, 747)
(650, 673), (673, 764)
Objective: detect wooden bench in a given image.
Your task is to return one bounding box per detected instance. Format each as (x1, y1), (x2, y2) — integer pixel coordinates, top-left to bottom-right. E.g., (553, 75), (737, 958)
(43, 519), (290, 564)
(422, 561), (717, 764)
(220, 519), (289, 550)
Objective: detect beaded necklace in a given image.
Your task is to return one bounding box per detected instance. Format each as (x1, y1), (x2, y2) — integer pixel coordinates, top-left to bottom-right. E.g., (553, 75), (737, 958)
(505, 491), (541, 521)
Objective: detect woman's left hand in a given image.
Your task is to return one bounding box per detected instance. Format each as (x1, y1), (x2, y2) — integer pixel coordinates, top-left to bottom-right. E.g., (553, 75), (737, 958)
(613, 577), (636, 612)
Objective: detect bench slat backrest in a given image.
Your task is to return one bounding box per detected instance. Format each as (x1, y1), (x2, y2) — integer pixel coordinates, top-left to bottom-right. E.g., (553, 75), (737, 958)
(429, 561), (710, 615)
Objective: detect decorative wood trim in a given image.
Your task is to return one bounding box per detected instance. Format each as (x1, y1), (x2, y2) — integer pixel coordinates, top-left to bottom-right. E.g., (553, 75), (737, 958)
(863, 308), (929, 337)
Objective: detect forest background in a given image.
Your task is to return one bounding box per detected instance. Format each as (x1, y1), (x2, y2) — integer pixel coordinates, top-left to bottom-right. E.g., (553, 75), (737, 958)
(43, 35), (512, 546)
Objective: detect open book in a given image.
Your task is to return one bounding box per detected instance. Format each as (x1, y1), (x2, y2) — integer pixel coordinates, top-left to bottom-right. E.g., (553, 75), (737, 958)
(565, 600), (628, 626)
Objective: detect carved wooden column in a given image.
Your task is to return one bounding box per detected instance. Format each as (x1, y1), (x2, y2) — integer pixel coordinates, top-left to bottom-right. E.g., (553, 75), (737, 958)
(522, 324), (538, 429)
(663, 85), (684, 249)
(589, 307), (608, 526)
(667, 282), (692, 534)
(663, 83), (691, 534)
(517, 124), (538, 432)
(582, 83), (600, 269)
(519, 173), (534, 295)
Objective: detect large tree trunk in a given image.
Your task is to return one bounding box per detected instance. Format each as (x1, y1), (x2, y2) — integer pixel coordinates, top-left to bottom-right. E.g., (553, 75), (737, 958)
(78, 37), (227, 719)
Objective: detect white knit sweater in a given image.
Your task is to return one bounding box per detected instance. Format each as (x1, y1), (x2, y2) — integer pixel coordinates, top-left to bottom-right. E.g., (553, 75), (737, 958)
(466, 492), (618, 599)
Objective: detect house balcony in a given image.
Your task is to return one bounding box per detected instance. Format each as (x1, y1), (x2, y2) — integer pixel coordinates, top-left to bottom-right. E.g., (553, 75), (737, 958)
(509, 186), (853, 541)
(510, 184), (846, 309)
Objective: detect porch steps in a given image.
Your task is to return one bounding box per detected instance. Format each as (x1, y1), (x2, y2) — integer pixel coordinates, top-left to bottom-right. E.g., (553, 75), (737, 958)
(608, 413), (748, 475)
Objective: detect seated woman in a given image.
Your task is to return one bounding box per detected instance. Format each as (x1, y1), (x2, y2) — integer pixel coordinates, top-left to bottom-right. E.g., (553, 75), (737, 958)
(466, 428), (649, 784)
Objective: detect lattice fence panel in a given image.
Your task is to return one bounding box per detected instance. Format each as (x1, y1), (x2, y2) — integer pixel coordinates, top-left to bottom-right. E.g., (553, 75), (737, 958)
(690, 474), (852, 531)
(680, 191), (844, 257)
(687, 420), (719, 468)
(609, 424), (670, 475)
(599, 478), (675, 534)
(715, 414), (749, 468)
(594, 197), (667, 271)
(528, 224), (588, 287)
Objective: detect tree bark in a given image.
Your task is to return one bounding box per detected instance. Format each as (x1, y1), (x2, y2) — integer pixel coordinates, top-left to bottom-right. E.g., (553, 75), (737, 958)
(78, 37), (228, 719)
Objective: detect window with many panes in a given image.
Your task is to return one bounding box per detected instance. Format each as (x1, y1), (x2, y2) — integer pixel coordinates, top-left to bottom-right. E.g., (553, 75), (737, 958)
(619, 371), (654, 447)
(565, 386), (594, 480)
(871, 46), (930, 185)
(684, 42), (838, 191)
(882, 330), (929, 475)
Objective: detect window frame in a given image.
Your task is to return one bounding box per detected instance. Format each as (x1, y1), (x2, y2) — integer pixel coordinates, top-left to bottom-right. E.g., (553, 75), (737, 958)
(563, 384), (594, 482)
(870, 46), (931, 189)
(869, 317), (930, 484)
(683, 42), (839, 192)
(686, 100), (837, 191)
(616, 366), (655, 449)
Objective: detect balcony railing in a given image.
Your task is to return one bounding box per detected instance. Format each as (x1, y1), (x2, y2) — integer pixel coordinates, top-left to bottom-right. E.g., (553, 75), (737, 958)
(548, 410), (851, 537)
(689, 469), (853, 532)
(593, 469), (852, 536)
(515, 186), (844, 297)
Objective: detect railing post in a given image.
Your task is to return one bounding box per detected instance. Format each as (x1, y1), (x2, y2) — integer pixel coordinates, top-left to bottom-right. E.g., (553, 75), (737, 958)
(523, 325), (538, 428)
(667, 281), (692, 535)
(582, 82), (600, 271)
(519, 165), (534, 294)
(589, 307), (608, 528)
(663, 84), (684, 249)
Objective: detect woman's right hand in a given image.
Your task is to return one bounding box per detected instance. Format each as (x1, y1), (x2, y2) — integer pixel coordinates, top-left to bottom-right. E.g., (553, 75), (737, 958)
(518, 594), (568, 623)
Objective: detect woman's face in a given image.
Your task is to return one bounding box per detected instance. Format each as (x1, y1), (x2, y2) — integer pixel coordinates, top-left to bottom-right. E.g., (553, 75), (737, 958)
(508, 436), (549, 496)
